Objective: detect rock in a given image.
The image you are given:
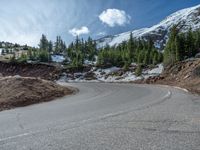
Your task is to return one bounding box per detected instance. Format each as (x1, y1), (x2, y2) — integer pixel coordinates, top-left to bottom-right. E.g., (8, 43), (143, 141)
(195, 53), (200, 58)
(13, 75), (21, 79)
(84, 72), (97, 80)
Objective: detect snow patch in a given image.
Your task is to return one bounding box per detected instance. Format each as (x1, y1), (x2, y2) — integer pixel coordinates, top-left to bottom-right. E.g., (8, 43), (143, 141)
(60, 64), (164, 83)
(0, 48), (3, 55)
(145, 64), (164, 75)
(51, 55), (65, 63)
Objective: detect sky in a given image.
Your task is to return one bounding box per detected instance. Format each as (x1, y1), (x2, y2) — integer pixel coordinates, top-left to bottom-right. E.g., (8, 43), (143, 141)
(0, 0), (200, 46)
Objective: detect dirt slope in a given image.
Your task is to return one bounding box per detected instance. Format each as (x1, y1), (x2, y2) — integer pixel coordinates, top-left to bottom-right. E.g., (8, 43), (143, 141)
(143, 58), (200, 94)
(0, 77), (73, 111)
(0, 61), (62, 80)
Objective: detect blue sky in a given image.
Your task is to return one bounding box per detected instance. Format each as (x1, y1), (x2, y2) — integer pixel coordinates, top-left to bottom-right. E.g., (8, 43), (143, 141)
(0, 0), (199, 46)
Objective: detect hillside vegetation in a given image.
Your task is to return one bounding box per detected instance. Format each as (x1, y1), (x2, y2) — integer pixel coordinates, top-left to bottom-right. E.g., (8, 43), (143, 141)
(164, 26), (200, 65)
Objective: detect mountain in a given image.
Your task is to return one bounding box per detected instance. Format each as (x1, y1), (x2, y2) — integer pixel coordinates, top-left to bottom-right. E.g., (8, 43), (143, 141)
(96, 4), (200, 50)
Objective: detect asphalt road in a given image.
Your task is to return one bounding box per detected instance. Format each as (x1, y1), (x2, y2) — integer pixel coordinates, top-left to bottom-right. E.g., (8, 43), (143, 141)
(0, 83), (200, 150)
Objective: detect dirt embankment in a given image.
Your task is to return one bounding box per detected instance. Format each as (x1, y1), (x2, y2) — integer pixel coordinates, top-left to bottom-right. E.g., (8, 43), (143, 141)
(0, 77), (74, 111)
(141, 58), (200, 94)
(0, 61), (62, 80)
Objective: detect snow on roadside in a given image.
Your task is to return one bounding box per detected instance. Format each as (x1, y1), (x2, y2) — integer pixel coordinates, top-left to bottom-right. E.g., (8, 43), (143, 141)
(84, 60), (94, 65)
(51, 55), (65, 63)
(0, 48), (3, 55)
(59, 64), (164, 83)
(143, 64), (164, 79)
(93, 67), (121, 82)
(94, 67), (120, 75)
(121, 72), (142, 82)
(147, 64), (164, 74)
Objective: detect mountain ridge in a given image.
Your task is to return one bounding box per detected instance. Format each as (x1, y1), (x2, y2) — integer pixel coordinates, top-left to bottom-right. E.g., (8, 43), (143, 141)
(96, 4), (200, 50)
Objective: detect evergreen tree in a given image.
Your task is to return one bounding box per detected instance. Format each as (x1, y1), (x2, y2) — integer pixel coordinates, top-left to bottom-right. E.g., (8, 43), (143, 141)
(143, 51), (150, 65)
(127, 32), (135, 61)
(48, 41), (53, 54)
(186, 28), (195, 57)
(135, 64), (142, 76)
(152, 51), (158, 65)
(194, 30), (200, 52)
(54, 36), (66, 54)
(164, 26), (200, 66)
(137, 51), (144, 64)
(39, 50), (49, 62)
(164, 25), (179, 65)
(175, 35), (181, 61)
(39, 34), (49, 51)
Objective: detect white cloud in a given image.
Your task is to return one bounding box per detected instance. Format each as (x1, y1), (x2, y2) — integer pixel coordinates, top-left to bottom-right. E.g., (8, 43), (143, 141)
(99, 9), (131, 27)
(97, 31), (106, 36)
(69, 26), (90, 36)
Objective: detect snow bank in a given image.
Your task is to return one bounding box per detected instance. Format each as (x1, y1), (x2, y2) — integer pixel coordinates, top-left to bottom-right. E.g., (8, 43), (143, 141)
(99, 67), (120, 74)
(0, 48), (3, 55)
(145, 64), (164, 74)
(84, 56), (97, 65)
(60, 64), (164, 83)
(143, 64), (164, 79)
(51, 55), (65, 63)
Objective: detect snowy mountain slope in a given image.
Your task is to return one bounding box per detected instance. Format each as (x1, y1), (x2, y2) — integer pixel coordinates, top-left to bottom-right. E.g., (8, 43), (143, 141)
(97, 4), (200, 49)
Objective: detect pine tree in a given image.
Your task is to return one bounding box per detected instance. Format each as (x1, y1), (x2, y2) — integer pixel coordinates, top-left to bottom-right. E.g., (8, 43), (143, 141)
(175, 35), (181, 61)
(39, 34), (49, 51)
(143, 51), (150, 65)
(54, 36), (66, 54)
(164, 25), (179, 65)
(137, 51), (144, 64)
(152, 51), (158, 65)
(48, 41), (53, 54)
(186, 28), (195, 57)
(194, 30), (200, 52)
(147, 38), (154, 50)
(127, 32), (135, 61)
(135, 64), (142, 76)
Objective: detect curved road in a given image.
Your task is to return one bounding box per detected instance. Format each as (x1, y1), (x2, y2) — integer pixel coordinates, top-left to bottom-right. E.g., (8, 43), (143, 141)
(0, 83), (200, 149)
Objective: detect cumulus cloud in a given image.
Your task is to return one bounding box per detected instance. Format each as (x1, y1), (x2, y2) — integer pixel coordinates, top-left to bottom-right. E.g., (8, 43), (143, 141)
(99, 9), (131, 27)
(69, 26), (90, 36)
